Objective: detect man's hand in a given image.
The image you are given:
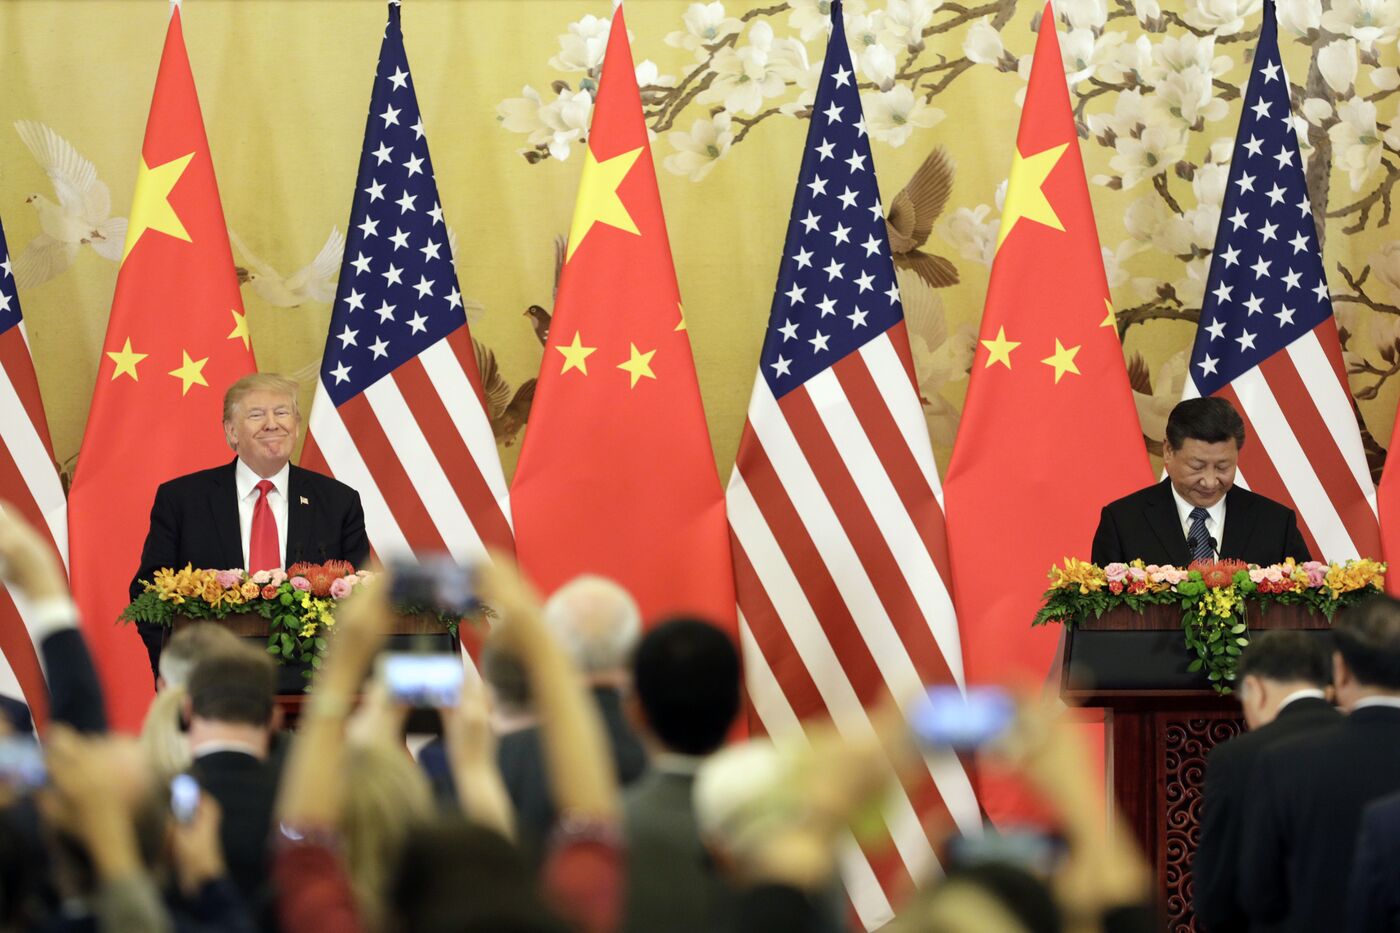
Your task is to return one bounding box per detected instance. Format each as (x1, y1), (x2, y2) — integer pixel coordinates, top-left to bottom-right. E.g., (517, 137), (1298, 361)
(40, 726), (152, 882)
(171, 793), (227, 897)
(0, 502), (67, 602)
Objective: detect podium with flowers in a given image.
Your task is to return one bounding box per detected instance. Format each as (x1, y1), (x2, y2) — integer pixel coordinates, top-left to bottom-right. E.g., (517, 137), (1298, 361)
(1041, 557), (1384, 931)
(124, 561), (463, 717)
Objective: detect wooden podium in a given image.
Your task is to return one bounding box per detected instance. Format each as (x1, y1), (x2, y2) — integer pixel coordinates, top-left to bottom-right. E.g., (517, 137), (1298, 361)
(171, 613), (459, 727)
(1060, 603), (1329, 932)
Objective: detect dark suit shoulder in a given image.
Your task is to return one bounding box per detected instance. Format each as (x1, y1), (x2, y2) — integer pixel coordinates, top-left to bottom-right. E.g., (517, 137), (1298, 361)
(289, 464), (359, 499)
(1100, 481), (1173, 515)
(1225, 484), (1296, 520)
(154, 462), (236, 496)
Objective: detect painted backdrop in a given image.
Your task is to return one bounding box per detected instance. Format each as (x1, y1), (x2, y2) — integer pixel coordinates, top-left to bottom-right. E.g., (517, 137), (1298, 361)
(9, 0), (1400, 510)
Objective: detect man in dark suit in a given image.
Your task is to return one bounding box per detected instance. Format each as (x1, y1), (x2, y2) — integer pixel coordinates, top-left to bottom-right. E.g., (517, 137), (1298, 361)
(622, 617), (741, 933)
(130, 373), (369, 676)
(185, 646), (282, 915)
(1348, 789), (1400, 933)
(1092, 397), (1310, 566)
(1193, 631), (1340, 931)
(1239, 595), (1400, 932)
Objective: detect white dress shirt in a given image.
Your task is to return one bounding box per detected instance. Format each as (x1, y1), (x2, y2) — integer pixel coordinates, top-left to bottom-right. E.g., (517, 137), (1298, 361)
(1277, 688), (1327, 712)
(234, 458), (289, 571)
(1351, 696), (1400, 712)
(1170, 484), (1226, 557)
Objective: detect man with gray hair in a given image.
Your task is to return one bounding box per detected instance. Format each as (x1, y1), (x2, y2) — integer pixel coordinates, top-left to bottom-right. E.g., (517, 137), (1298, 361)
(484, 574), (647, 861)
(129, 373), (369, 677)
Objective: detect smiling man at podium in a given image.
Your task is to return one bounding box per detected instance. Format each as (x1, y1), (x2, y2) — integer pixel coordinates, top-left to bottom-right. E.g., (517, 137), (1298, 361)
(1091, 397), (1311, 567)
(129, 374), (369, 677)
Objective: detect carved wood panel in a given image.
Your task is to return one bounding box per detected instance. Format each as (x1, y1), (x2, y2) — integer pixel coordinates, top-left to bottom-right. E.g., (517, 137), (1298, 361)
(1161, 714), (1246, 931)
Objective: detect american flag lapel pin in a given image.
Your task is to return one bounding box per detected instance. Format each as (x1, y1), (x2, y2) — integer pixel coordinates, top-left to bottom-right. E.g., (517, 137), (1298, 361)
(299, 496), (310, 505)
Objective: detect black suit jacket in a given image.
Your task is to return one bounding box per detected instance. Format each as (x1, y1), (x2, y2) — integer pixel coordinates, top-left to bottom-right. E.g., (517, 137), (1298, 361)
(1349, 789), (1400, 933)
(1092, 480), (1311, 566)
(1239, 706), (1400, 933)
(1193, 697), (1341, 932)
(495, 687), (646, 863)
(129, 459), (369, 674)
(623, 770), (729, 933)
(188, 750), (281, 916)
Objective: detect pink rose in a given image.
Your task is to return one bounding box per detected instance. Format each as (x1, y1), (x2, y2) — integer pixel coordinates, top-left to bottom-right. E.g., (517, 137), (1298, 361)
(1104, 562), (1129, 583)
(1126, 566), (1148, 583)
(329, 577), (352, 600)
(215, 569), (243, 589)
(250, 570), (272, 585)
(1305, 566), (1327, 587)
(269, 569), (288, 587)
(290, 576), (311, 592)
(342, 574), (361, 589)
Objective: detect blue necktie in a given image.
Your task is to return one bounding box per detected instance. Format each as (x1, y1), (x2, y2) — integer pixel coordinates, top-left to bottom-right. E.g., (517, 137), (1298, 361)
(1187, 507), (1215, 561)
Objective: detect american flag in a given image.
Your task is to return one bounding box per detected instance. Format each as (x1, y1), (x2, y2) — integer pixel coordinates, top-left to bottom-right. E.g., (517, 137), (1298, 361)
(301, 1), (512, 564)
(1186, 0), (1379, 561)
(725, 2), (979, 925)
(0, 217), (66, 715)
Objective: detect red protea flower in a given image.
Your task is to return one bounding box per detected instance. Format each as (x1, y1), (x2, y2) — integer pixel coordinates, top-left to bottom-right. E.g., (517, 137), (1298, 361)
(301, 565), (336, 597)
(322, 559), (356, 579)
(286, 562), (318, 578)
(1189, 558), (1248, 588)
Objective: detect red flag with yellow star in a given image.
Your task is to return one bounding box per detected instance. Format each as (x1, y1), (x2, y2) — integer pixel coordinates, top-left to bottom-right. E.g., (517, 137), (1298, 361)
(67, 6), (256, 730)
(509, 7), (735, 629)
(942, 5), (1151, 704)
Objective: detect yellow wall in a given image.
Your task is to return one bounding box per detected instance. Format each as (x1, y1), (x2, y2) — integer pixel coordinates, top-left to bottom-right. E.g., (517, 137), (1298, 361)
(8, 0), (1398, 483)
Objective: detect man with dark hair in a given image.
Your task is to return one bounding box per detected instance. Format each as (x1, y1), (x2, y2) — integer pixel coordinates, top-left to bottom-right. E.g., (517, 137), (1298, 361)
(622, 617), (741, 933)
(1091, 397), (1311, 566)
(184, 646), (282, 910)
(1193, 631), (1340, 931)
(1239, 595), (1400, 931)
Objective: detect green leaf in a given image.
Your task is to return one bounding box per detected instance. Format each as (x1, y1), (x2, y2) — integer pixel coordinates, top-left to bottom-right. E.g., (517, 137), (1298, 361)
(1231, 623), (1247, 634)
(1187, 658), (1203, 673)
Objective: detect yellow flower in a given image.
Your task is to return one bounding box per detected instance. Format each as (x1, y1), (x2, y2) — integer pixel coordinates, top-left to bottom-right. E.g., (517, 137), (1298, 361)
(1049, 557), (1108, 593)
(241, 581), (261, 600)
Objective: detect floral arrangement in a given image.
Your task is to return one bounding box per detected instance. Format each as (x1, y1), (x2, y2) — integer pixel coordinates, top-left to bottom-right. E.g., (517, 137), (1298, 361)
(120, 561), (453, 672)
(1034, 557), (1386, 692)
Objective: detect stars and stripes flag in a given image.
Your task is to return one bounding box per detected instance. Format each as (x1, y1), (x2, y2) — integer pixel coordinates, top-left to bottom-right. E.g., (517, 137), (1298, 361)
(0, 218), (64, 726)
(1186, 0), (1379, 561)
(725, 1), (979, 924)
(300, 0), (513, 568)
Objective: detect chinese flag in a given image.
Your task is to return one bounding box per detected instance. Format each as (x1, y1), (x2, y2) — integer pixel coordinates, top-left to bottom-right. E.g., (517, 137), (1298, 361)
(941, 4), (1153, 818)
(67, 7), (256, 731)
(1380, 408), (1400, 595)
(510, 7), (735, 629)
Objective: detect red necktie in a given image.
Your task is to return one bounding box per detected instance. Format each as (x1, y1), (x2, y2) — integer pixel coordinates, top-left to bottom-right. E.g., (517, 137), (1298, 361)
(249, 479), (280, 572)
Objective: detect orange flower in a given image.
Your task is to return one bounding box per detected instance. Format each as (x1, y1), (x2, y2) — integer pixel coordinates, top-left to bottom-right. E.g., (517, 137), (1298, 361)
(1189, 559), (1248, 589)
(240, 581), (261, 600)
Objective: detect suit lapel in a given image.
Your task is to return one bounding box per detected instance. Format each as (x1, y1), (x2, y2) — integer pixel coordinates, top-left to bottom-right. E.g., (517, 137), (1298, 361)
(1220, 486), (1253, 560)
(211, 460), (244, 569)
(285, 466), (312, 566)
(1145, 480), (1191, 565)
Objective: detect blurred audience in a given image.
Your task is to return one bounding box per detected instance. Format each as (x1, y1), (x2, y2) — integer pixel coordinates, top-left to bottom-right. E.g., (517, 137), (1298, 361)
(1194, 630), (1339, 932)
(622, 616), (741, 933)
(32, 496), (1393, 933)
(419, 573), (645, 861)
(1240, 594), (1400, 932)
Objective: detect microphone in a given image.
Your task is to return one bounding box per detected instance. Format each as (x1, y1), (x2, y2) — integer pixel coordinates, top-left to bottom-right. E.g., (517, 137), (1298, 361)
(1208, 536), (1219, 557)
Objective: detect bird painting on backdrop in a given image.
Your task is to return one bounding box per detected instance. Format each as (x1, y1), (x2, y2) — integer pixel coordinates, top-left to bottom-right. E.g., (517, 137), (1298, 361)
(228, 226), (345, 308)
(12, 120), (127, 289)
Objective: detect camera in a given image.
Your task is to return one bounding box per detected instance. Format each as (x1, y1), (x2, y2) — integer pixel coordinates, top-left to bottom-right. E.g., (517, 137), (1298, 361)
(377, 652), (464, 708)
